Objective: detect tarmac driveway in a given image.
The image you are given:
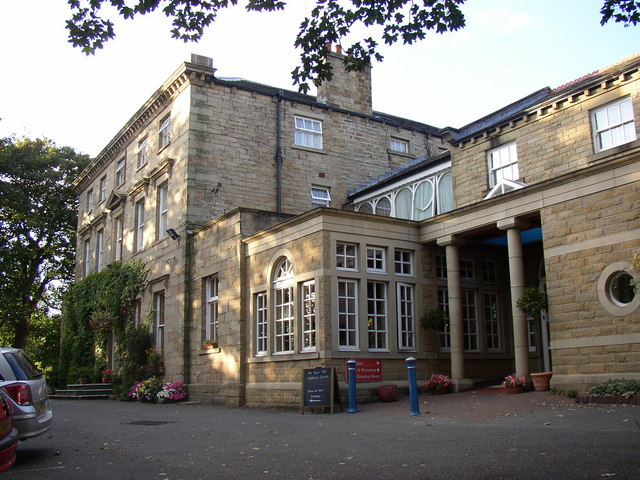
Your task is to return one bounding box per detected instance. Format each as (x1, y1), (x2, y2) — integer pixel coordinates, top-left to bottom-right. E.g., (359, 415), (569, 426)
(5, 391), (640, 480)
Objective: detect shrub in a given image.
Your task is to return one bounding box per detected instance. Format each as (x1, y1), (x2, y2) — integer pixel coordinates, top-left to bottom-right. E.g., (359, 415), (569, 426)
(587, 379), (640, 397)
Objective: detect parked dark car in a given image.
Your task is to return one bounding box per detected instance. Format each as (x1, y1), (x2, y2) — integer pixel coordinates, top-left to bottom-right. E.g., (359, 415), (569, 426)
(0, 348), (53, 440)
(0, 393), (18, 472)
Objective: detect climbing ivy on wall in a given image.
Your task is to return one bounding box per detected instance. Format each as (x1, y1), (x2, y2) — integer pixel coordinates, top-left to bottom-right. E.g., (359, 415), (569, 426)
(58, 260), (150, 387)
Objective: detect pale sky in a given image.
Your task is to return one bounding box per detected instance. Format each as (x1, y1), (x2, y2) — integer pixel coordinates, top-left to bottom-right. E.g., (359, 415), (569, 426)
(1, 0), (639, 157)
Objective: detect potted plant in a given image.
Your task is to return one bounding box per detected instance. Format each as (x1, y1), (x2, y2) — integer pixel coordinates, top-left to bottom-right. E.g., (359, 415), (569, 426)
(516, 287), (548, 316)
(202, 340), (219, 349)
(531, 372), (553, 391)
(423, 373), (454, 395)
(420, 309), (447, 331)
(101, 369), (115, 383)
(503, 374), (526, 394)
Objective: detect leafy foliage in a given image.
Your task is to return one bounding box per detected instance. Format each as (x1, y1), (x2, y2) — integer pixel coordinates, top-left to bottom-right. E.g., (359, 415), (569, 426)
(65, 1), (637, 92)
(587, 378), (640, 396)
(516, 287), (548, 316)
(0, 137), (89, 350)
(58, 260), (149, 387)
(600, 0), (640, 26)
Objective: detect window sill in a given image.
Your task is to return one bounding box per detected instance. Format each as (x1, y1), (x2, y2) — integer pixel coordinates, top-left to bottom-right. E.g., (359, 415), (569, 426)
(386, 149), (413, 158)
(292, 144), (325, 154)
(199, 347), (221, 355)
(587, 138), (640, 163)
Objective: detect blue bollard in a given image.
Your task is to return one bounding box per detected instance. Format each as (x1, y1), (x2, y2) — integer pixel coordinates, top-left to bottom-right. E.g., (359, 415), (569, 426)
(347, 359), (358, 413)
(406, 357), (420, 416)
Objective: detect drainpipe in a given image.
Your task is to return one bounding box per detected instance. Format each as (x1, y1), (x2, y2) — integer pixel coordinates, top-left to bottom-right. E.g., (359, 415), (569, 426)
(182, 228), (194, 386)
(276, 90), (284, 213)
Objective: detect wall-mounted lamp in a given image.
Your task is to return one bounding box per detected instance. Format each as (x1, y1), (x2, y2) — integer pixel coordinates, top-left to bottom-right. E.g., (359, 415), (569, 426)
(166, 228), (181, 241)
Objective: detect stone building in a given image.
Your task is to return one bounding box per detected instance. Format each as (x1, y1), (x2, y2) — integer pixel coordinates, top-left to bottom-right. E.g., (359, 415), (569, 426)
(74, 50), (640, 406)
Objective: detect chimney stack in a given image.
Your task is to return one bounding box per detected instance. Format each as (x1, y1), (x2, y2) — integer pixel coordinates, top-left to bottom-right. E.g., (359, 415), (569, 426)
(316, 45), (373, 115)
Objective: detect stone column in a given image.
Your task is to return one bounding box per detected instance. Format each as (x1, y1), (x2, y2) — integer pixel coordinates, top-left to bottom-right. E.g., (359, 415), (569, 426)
(437, 235), (472, 391)
(497, 218), (530, 379)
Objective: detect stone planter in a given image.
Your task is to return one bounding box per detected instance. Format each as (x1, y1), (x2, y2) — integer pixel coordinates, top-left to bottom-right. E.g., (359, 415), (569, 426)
(378, 384), (398, 402)
(505, 385), (525, 394)
(531, 372), (553, 391)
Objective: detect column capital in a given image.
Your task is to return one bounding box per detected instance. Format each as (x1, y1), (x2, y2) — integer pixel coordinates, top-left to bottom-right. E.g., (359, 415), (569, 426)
(436, 234), (466, 247)
(497, 217), (530, 231)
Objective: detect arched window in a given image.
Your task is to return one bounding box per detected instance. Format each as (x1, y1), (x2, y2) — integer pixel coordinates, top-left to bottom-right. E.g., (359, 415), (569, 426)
(395, 187), (412, 220)
(437, 171), (454, 214)
(414, 180), (434, 220)
(357, 202), (373, 214)
(375, 197), (392, 216)
(273, 258), (294, 353)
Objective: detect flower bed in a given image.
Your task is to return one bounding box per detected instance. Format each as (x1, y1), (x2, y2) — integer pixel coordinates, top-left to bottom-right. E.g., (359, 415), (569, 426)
(128, 378), (188, 403)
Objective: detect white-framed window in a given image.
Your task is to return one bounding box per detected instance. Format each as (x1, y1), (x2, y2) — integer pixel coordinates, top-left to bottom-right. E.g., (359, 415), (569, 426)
(294, 116), (323, 149)
(463, 290), (479, 352)
(389, 137), (409, 153)
(394, 249), (413, 276)
(99, 176), (107, 203)
(366, 246), (386, 273)
(137, 137), (148, 169)
(255, 292), (268, 355)
(154, 291), (165, 354)
(436, 255), (447, 280)
(397, 283), (415, 350)
(482, 259), (497, 283)
(338, 279), (358, 349)
(460, 258), (475, 281)
(135, 198), (145, 252)
(367, 281), (387, 351)
(301, 280), (316, 351)
(336, 243), (357, 270)
(114, 216), (124, 262)
(487, 142), (519, 188)
(157, 183), (168, 240)
(273, 258), (294, 354)
(159, 115), (171, 150)
(592, 96), (636, 152)
(86, 189), (93, 213)
(96, 229), (104, 272)
(527, 314), (537, 352)
(115, 157), (126, 187)
(484, 292), (501, 351)
(437, 288), (450, 350)
(83, 238), (91, 277)
(311, 186), (331, 208)
(205, 275), (219, 342)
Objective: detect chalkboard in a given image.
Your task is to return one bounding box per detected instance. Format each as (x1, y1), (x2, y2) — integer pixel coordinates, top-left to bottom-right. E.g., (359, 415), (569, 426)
(300, 367), (342, 414)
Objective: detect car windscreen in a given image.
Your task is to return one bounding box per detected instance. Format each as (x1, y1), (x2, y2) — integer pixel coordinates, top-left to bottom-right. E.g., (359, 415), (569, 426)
(4, 352), (42, 381)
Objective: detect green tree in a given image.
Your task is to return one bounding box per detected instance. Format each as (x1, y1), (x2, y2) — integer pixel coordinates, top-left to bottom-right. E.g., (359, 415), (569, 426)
(65, 1), (638, 92)
(0, 137), (90, 350)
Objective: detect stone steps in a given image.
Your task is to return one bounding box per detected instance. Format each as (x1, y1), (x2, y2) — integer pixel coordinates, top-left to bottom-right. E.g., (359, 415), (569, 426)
(50, 383), (114, 400)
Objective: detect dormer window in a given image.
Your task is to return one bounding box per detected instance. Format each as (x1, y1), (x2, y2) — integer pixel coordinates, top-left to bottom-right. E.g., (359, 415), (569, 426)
(591, 97), (636, 152)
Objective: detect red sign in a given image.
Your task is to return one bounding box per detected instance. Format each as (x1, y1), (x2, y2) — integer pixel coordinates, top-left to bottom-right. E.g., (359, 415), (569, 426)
(345, 359), (383, 382)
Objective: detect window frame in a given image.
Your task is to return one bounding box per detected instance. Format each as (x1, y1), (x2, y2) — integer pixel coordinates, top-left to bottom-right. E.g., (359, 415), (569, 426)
(86, 189), (93, 213)
(366, 246), (386, 274)
(137, 136), (148, 169)
(394, 249), (413, 276)
(96, 229), (104, 273)
(204, 275), (219, 343)
(83, 238), (91, 277)
(115, 157), (126, 188)
(255, 291), (268, 355)
(591, 96), (636, 153)
(484, 291), (501, 352)
(367, 281), (388, 351)
(294, 115), (323, 150)
(389, 137), (409, 153)
(338, 279), (359, 350)
(462, 289), (479, 352)
(311, 186), (331, 208)
(487, 141), (519, 189)
(154, 291), (165, 354)
(157, 183), (168, 240)
(336, 243), (358, 271)
(397, 282), (415, 351)
(135, 198), (145, 252)
(159, 115), (171, 150)
(437, 288), (450, 350)
(273, 258), (295, 354)
(301, 280), (316, 352)
(114, 216), (124, 262)
(99, 176), (107, 203)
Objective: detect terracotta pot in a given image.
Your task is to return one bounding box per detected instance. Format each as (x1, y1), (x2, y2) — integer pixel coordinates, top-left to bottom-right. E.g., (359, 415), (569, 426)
(531, 372), (553, 391)
(378, 384), (398, 402)
(505, 385), (524, 394)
